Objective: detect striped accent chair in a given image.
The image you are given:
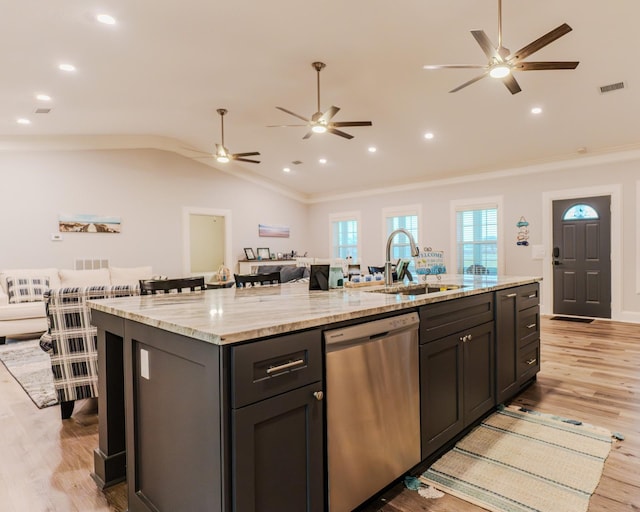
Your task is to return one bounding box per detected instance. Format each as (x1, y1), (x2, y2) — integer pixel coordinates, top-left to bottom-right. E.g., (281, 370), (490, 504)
(39, 285), (139, 419)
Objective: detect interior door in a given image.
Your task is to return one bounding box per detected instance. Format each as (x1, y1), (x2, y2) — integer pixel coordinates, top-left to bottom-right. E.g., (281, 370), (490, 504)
(552, 196), (611, 318)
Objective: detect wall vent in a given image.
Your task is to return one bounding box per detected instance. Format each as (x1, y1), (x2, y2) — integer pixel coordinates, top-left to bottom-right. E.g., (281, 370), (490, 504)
(34, 107), (52, 114)
(599, 81), (625, 94)
(74, 258), (110, 270)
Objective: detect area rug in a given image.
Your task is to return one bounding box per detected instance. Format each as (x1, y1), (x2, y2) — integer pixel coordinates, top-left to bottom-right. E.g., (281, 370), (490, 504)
(419, 405), (614, 512)
(0, 339), (58, 408)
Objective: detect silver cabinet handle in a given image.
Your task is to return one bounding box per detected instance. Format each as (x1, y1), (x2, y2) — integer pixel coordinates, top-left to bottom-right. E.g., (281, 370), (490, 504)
(460, 334), (473, 342)
(526, 358), (537, 365)
(266, 358), (305, 374)
(526, 323), (537, 329)
(528, 293), (537, 298)
(313, 391), (324, 401)
(505, 293), (517, 298)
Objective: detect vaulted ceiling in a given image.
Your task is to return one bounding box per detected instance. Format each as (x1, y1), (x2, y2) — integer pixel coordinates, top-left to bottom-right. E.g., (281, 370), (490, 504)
(2, 0), (639, 201)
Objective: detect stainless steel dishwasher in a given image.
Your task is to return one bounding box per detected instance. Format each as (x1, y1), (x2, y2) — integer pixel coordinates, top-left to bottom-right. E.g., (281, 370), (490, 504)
(325, 312), (420, 512)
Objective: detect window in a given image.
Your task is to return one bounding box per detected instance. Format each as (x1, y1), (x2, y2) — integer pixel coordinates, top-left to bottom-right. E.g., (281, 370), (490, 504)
(452, 198), (502, 275)
(383, 205), (421, 274)
(563, 204), (599, 220)
(330, 212), (360, 262)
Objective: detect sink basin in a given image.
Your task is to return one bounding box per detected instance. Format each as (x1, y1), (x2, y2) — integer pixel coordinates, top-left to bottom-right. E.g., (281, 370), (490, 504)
(370, 284), (465, 296)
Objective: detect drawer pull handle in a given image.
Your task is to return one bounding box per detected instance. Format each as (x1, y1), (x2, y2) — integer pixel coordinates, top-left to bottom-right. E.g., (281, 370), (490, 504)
(266, 358), (305, 374)
(526, 358), (537, 365)
(313, 391), (324, 401)
(505, 293), (517, 298)
(528, 294), (537, 298)
(526, 323), (537, 329)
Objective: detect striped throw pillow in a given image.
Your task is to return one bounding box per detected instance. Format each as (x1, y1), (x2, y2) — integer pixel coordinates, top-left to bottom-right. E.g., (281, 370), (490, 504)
(6, 276), (50, 304)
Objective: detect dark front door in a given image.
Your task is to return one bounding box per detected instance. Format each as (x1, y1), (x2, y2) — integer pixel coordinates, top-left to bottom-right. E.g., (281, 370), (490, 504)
(552, 196), (611, 318)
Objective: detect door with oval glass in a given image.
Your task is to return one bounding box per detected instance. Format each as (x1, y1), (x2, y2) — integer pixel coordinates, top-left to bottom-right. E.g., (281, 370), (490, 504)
(552, 196), (611, 318)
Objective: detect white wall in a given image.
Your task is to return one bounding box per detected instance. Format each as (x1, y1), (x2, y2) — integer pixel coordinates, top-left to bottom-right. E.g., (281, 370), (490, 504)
(0, 149), (310, 276)
(307, 153), (639, 321)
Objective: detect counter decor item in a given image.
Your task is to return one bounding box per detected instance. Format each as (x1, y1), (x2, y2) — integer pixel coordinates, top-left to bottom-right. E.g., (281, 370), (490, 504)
(256, 247), (270, 260)
(516, 216), (530, 246)
(216, 265), (231, 282)
(414, 248), (446, 281)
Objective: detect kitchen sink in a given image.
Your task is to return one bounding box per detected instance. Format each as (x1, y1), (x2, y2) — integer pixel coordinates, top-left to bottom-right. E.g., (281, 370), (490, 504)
(370, 284), (466, 296)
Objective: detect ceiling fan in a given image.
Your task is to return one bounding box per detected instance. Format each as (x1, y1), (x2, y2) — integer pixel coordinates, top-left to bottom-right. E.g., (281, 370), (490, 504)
(269, 61), (372, 139)
(213, 108), (260, 164)
(424, 0), (579, 94)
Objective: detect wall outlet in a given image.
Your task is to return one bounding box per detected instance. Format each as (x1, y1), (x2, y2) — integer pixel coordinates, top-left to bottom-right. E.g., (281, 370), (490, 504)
(51, 233), (63, 241)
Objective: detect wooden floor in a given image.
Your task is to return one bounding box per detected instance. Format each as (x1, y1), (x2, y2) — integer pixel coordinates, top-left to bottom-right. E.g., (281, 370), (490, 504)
(0, 317), (638, 511)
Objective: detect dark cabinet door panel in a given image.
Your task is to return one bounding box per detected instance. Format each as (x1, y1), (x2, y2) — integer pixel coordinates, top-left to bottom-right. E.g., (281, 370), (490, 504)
(463, 322), (495, 425)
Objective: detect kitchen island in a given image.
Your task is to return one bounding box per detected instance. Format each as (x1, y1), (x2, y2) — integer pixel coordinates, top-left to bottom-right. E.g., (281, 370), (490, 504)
(89, 274), (541, 512)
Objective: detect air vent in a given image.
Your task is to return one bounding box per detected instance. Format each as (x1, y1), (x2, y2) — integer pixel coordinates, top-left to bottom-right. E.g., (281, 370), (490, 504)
(74, 258), (109, 270)
(599, 81), (625, 94)
(291, 160), (303, 165)
(34, 107), (52, 114)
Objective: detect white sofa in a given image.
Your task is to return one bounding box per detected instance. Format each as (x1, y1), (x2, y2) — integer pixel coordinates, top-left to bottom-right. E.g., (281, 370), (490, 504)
(0, 266), (152, 343)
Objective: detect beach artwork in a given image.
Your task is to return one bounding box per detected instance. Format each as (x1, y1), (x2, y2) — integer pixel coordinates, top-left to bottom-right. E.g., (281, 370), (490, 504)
(59, 213), (122, 233)
(258, 224), (290, 238)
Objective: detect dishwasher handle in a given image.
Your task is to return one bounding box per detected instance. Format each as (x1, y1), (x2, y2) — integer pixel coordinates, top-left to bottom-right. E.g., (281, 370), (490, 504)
(324, 312), (419, 350)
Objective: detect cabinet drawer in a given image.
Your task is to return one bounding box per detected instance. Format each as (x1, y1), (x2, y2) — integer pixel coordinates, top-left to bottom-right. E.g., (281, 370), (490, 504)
(517, 283), (540, 311)
(231, 329), (322, 408)
(420, 293), (494, 344)
(518, 306), (540, 348)
(518, 342), (540, 382)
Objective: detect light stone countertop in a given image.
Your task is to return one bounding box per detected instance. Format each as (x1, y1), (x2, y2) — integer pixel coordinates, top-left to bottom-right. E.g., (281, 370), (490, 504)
(88, 274), (541, 345)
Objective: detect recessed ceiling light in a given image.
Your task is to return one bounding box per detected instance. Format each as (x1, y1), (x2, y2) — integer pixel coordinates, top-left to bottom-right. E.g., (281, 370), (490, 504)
(319, 158), (327, 164)
(96, 14), (117, 25)
(59, 63), (76, 72)
(368, 146), (377, 153)
(424, 132), (434, 140)
(36, 94), (51, 101)
(531, 107), (543, 115)
(16, 118), (31, 125)
(283, 167), (291, 173)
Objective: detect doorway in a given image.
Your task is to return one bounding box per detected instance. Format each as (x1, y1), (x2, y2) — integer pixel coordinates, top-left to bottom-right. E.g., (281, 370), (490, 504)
(182, 207), (232, 278)
(552, 196), (611, 318)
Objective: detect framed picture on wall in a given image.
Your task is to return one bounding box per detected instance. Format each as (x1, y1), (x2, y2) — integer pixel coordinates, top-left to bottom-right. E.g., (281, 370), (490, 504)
(257, 247), (270, 260)
(244, 248), (256, 260)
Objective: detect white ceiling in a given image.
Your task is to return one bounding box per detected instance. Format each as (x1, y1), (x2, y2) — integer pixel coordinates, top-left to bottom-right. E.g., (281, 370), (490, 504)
(2, 0), (639, 201)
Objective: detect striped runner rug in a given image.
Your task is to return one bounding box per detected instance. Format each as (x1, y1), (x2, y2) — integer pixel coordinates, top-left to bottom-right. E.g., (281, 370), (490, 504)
(420, 405), (614, 512)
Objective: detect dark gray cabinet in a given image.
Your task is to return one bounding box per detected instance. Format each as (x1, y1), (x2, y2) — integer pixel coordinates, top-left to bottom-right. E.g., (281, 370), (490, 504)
(419, 294), (495, 459)
(230, 330), (324, 512)
(495, 283), (540, 404)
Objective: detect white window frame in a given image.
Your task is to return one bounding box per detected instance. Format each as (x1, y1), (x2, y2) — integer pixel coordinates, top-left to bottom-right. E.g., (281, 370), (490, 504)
(449, 196), (504, 276)
(382, 204), (422, 264)
(329, 211), (361, 263)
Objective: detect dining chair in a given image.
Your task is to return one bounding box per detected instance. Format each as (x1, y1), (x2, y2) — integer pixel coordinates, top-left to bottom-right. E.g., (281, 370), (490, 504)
(233, 271), (281, 288)
(139, 276), (206, 295)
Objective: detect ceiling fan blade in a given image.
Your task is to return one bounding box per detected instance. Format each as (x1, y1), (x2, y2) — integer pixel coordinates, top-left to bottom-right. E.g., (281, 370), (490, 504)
(233, 157), (260, 164)
(319, 106), (340, 123)
(502, 73), (522, 94)
(449, 72), (488, 93)
(515, 61), (580, 71)
(327, 127), (354, 139)
(424, 64), (488, 70)
(302, 131), (314, 140)
(275, 106), (310, 122)
(508, 23), (573, 62)
(331, 121), (372, 127)
(232, 152), (260, 158)
(471, 30), (501, 61)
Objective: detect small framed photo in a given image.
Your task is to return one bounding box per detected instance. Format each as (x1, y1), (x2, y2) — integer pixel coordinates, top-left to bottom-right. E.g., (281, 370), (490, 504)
(257, 247), (270, 260)
(244, 248), (256, 260)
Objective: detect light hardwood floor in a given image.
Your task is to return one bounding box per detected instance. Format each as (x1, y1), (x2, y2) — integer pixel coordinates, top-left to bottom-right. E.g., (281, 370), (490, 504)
(0, 317), (638, 511)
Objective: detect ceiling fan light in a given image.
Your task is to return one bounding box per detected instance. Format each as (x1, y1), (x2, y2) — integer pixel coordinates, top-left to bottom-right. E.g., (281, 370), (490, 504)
(489, 65), (511, 78)
(312, 124), (327, 134)
(216, 155), (230, 163)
